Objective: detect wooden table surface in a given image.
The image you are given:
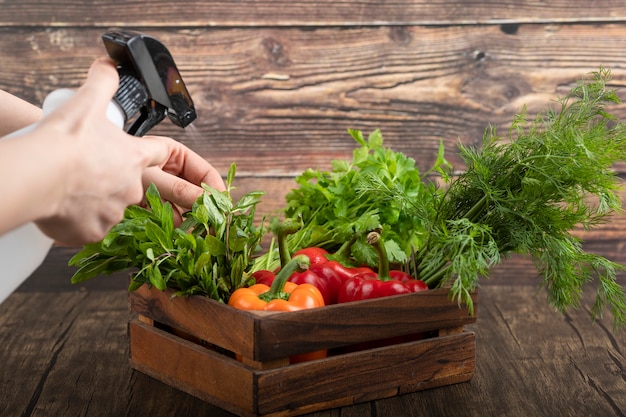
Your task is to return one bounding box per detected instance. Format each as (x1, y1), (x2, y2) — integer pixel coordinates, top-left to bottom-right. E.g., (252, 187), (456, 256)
(1, 246), (625, 417)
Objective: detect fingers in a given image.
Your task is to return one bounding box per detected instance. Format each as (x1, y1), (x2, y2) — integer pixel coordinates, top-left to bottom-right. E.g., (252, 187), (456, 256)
(143, 166), (207, 209)
(132, 136), (171, 169)
(146, 136), (226, 190)
(141, 135), (226, 209)
(141, 156), (225, 210)
(176, 150), (226, 193)
(79, 58), (122, 126)
(83, 59), (172, 169)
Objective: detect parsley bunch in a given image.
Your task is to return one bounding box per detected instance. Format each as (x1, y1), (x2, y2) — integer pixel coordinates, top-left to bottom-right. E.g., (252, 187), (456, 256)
(69, 164), (265, 302)
(261, 128), (448, 271)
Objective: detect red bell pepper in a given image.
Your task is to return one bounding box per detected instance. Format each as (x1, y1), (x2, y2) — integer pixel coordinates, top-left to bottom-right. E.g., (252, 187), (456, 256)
(294, 262), (344, 304)
(255, 219), (342, 305)
(293, 247), (329, 265)
(253, 268), (341, 305)
(389, 270), (429, 292)
(337, 231), (429, 303)
(250, 269), (276, 287)
(319, 232), (376, 283)
(324, 260), (375, 282)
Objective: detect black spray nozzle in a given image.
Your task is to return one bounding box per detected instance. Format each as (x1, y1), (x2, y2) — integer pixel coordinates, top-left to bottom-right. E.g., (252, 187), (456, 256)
(102, 30), (197, 136)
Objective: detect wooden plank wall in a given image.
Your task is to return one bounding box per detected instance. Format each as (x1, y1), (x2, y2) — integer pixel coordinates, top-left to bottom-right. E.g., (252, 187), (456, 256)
(3, 1), (626, 277)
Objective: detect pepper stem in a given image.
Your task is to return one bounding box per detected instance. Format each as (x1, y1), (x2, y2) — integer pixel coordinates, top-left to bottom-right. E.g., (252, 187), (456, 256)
(367, 231), (391, 281)
(259, 254), (310, 302)
(326, 232), (361, 266)
(274, 216), (304, 267)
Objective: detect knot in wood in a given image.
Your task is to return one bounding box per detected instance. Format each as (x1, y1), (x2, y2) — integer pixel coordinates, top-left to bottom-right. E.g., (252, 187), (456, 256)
(262, 37), (291, 67)
(389, 26), (413, 45)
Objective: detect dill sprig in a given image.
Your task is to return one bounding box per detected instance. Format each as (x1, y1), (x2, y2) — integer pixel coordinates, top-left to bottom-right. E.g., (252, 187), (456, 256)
(405, 68), (626, 328)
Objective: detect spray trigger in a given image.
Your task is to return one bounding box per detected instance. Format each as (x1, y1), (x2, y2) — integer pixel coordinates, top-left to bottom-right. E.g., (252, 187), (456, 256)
(102, 30), (197, 136)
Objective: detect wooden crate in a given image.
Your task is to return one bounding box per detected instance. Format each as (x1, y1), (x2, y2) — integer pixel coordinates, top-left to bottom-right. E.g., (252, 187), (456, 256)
(128, 285), (477, 417)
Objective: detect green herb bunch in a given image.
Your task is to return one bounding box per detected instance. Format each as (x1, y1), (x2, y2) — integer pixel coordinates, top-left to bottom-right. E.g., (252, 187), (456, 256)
(361, 68), (626, 327)
(258, 129), (449, 271)
(69, 164), (265, 302)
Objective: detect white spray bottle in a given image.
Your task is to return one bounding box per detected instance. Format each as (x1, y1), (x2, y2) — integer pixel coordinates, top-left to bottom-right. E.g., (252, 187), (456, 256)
(0, 30), (197, 304)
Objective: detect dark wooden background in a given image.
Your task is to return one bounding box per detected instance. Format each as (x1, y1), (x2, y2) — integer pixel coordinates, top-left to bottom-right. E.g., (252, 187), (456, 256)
(3, 2), (626, 276)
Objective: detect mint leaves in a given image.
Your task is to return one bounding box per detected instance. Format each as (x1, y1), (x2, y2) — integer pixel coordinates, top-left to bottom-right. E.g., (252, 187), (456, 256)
(69, 163), (265, 302)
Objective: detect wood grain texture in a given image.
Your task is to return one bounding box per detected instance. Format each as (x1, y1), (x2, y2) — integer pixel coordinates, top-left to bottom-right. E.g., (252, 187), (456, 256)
(3, 2), (626, 255)
(3, 1), (626, 416)
(129, 320), (257, 416)
(129, 283), (259, 358)
(403, 285), (626, 417)
(3, 24), (626, 177)
(4, 22), (626, 283)
(1, 1), (626, 27)
(0, 291), (236, 417)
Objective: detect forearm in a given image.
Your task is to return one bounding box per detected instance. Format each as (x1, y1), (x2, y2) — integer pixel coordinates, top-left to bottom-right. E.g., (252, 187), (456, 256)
(0, 132), (65, 235)
(0, 90), (42, 137)
(0, 90), (51, 234)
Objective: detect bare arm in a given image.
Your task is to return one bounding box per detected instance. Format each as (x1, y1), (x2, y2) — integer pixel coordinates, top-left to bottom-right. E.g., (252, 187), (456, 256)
(0, 91), (49, 235)
(0, 90), (42, 137)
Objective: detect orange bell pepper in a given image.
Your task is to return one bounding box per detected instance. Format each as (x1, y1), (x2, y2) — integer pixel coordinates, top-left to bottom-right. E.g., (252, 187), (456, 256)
(228, 254), (326, 362)
(229, 254), (325, 310)
(228, 281), (324, 311)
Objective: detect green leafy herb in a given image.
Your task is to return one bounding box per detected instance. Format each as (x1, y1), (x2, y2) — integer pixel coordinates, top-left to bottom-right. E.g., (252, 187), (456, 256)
(359, 68), (626, 328)
(69, 163), (266, 302)
(255, 129), (447, 271)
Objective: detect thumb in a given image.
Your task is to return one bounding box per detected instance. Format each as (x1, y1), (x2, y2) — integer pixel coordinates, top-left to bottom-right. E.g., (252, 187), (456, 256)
(81, 59), (170, 167)
(37, 58), (125, 137)
(40, 58), (121, 128)
(73, 58), (120, 118)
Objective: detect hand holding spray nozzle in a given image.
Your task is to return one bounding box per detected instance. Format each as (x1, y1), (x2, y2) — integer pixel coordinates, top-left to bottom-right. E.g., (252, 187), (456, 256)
(0, 30), (197, 304)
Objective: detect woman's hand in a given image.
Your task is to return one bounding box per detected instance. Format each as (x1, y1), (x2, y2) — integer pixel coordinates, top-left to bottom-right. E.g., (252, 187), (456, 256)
(141, 135), (226, 224)
(32, 58), (172, 245)
(0, 58), (224, 246)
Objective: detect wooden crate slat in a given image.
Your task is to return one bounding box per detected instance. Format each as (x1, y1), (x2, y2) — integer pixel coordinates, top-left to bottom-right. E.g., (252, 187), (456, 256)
(129, 318), (475, 417)
(254, 289), (477, 360)
(129, 285), (476, 361)
(129, 283), (259, 358)
(254, 332), (476, 415)
(129, 320), (257, 416)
